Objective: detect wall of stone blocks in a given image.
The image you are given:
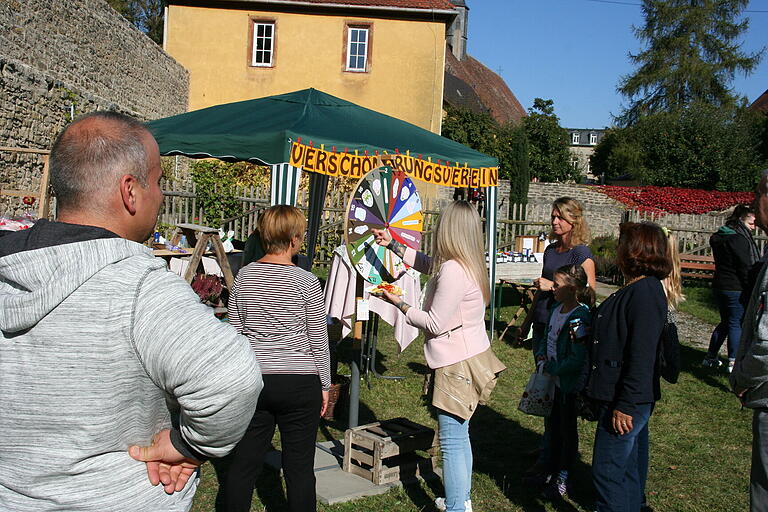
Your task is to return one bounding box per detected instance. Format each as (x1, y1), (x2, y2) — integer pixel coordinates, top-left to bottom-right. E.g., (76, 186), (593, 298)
(1, 0), (189, 217)
(437, 180), (733, 247)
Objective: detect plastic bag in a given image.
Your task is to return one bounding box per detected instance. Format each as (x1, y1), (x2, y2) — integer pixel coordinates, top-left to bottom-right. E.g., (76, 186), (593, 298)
(517, 365), (554, 417)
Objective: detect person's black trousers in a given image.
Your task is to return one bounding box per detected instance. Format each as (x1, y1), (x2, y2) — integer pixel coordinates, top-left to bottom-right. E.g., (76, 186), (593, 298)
(213, 374), (322, 512)
(546, 386), (579, 477)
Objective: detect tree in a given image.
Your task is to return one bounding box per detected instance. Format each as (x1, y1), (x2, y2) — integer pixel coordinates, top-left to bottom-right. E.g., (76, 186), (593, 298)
(441, 106), (530, 203)
(501, 123), (530, 203)
(107, 0), (165, 45)
(591, 104), (766, 190)
(590, 129), (644, 180)
(522, 98), (576, 183)
(618, 0), (763, 126)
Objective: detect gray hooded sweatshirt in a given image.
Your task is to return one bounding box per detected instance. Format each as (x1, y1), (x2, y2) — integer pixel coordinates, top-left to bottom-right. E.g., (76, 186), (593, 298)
(0, 221), (262, 511)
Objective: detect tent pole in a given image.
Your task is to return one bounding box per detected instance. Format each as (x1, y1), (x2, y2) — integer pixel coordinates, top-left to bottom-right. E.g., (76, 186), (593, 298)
(306, 172), (330, 269)
(486, 186), (498, 339)
(348, 274), (363, 428)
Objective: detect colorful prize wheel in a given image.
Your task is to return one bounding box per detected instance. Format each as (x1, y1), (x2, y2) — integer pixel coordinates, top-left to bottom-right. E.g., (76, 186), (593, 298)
(345, 165), (424, 284)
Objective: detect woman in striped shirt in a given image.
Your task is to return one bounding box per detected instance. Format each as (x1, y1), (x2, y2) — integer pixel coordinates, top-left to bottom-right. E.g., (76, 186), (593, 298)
(213, 205), (330, 512)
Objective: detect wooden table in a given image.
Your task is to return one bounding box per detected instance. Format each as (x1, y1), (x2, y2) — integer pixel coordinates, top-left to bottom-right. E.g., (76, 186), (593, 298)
(497, 279), (537, 342)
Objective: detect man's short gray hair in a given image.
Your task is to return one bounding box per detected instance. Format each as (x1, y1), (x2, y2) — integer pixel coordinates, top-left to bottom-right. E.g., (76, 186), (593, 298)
(50, 111), (150, 212)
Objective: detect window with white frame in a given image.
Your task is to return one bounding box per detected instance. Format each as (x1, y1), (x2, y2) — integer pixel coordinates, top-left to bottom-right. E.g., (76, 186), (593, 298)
(346, 26), (369, 72)
(252, 21), (275, 67)
(572, 132), (580, 145)
(571, 156), (580, 170)
(589, 133), (598, 145)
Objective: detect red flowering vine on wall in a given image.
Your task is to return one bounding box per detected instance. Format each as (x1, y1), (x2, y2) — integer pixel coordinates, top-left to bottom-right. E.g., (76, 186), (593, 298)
(593, 186), (754, 215)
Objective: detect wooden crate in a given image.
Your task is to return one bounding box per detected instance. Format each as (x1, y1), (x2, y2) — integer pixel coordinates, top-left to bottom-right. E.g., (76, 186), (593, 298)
(342, 417), (439, 485)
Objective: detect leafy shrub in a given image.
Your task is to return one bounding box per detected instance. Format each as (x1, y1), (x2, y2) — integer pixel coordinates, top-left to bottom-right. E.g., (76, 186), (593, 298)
(590, 235), (621, 284)
(190, 160), (269, 226)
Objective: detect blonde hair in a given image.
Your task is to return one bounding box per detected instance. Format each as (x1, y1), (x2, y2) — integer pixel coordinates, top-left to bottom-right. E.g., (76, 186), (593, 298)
(257, 205), (307, 254)
(551, 197), (591, 247)
(663, 232), (685, 309)
(432, 201), (491, 305)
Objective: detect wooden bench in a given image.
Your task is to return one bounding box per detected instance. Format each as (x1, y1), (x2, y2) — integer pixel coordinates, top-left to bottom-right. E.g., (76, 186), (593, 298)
(680, 254), (715, 280)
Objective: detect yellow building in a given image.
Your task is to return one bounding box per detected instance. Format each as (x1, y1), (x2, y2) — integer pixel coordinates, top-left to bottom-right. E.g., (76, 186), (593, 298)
(164, 0), (459, 135)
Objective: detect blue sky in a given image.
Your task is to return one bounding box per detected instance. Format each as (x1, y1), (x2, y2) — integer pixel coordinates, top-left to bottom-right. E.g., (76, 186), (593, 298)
(466, 0), (768, 129)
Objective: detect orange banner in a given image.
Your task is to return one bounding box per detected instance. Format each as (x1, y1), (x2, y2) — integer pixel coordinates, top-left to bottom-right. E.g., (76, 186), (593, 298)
(289, 142), (498, 187)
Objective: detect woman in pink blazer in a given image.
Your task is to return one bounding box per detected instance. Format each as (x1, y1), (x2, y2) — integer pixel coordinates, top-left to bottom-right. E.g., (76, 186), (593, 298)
(373, 200), (493, 512)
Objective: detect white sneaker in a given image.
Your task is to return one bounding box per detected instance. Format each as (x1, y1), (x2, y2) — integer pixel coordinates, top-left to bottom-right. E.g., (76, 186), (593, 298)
(728, 360), (735, 373)
(434, 497), (473, 511)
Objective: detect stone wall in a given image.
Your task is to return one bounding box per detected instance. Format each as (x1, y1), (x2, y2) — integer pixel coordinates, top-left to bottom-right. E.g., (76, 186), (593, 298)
(525, 182), (627, 237)
(1, 0), (189, 216)
(438, 180), (733, 248)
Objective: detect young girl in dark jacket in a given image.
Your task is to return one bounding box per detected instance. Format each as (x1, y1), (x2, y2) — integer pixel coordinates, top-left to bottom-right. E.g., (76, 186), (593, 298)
(534, 264), (594, 499)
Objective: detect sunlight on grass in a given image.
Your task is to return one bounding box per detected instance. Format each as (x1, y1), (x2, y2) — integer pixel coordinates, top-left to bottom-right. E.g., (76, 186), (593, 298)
(190, 282), (750, 511)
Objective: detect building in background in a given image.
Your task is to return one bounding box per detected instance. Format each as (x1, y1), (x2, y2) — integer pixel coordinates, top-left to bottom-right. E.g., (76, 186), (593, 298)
(164, 0), (524, 202)
(566, 128), (605, 181)
(164, 0), (456, 133)
(750, 89), (768, 114)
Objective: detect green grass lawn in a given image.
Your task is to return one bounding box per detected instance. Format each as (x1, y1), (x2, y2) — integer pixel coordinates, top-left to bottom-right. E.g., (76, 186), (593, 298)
(678, 282), (720, 326)
(191, 284), (751, 511)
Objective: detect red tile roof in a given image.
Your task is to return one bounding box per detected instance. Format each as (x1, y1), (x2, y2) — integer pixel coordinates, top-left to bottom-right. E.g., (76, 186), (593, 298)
(444, 50), (527, 125)
(750, 89), (768, 114)
(294, 0), (455, 9)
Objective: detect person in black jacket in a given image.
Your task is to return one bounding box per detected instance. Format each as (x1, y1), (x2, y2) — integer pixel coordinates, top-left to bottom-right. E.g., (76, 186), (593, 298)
(704, 205), (759, 372)
(587, 222), (672, 512)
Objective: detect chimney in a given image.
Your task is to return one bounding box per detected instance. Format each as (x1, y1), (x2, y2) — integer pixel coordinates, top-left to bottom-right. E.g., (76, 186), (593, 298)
(446, 0), (468, 61)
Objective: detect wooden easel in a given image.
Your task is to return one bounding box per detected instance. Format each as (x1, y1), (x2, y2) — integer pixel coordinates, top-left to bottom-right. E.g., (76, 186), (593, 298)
(0, 147), (52, 219)
(169, 223), (235, 291)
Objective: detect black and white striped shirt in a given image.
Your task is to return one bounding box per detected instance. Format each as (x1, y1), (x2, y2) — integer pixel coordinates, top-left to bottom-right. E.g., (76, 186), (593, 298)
(229, 262), (331, 390)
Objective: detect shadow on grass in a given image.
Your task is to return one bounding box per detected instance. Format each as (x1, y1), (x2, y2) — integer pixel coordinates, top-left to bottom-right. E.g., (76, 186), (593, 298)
(680, 344), (731, 393)
(470, 405), (595, 512)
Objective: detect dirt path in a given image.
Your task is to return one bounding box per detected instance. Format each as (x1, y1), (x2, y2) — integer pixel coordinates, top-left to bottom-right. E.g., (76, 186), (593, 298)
(675, 309), (715, 350)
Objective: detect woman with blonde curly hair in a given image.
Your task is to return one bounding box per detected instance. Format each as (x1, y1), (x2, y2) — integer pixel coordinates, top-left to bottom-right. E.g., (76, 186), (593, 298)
(519, 197), (596, 344)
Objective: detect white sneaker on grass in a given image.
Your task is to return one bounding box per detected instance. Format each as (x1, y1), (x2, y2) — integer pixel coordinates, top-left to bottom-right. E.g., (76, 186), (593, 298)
(434, 497), (473, 511)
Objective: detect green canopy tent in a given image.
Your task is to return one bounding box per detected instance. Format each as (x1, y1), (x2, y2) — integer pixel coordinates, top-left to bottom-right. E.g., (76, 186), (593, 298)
(147, 88), (497, 168)
(146, 88), (502, 425)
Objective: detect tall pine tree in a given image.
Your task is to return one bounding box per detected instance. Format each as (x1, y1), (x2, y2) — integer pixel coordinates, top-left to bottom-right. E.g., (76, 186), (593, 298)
(618, 0), (763, 126)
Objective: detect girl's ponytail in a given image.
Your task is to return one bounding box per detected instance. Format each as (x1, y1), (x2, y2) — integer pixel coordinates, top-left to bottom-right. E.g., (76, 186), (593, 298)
(555, 264), (595, 308)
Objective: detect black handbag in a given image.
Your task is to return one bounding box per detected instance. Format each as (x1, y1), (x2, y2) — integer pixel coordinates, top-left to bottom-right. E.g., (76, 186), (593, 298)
(574, 391), (599, 422)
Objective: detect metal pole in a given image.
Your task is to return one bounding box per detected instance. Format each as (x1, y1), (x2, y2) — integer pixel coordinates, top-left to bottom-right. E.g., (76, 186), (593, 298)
(347, 275), (364, 428)
(348, 350), (360, 428)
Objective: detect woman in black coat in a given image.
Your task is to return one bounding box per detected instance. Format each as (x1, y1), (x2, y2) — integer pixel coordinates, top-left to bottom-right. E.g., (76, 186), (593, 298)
(705, 205), (759, 372)
(586, 222), (672, 512)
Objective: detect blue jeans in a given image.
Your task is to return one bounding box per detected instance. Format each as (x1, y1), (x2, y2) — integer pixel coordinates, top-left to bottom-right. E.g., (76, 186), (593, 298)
(437, 409), (472, 512)
(708, 289), (745, 361)
(592, 403), (653, 512)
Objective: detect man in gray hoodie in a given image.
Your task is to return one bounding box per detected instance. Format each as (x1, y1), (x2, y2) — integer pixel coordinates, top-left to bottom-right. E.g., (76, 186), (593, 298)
(732, 169), (768, 512)
(0, 112), (263, 511)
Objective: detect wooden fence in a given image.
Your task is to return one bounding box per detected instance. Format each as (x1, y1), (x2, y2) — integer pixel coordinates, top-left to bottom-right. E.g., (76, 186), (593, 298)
(626, 209), (767, 255)
(159, 180), (761, 267)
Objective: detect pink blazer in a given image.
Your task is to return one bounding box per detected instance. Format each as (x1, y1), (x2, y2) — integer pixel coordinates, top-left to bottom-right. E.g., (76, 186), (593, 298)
(403, 248), (491, 369)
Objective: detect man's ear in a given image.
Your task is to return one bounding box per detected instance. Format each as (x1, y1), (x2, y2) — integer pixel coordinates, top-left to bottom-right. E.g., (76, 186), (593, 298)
(119, 174), (138, 215)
